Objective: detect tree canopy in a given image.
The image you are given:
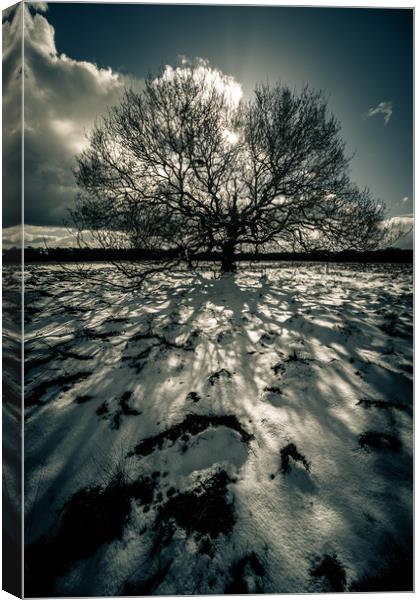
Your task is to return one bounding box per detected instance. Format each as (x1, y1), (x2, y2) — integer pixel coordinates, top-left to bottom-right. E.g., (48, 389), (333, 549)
(73, 60), (386, 280)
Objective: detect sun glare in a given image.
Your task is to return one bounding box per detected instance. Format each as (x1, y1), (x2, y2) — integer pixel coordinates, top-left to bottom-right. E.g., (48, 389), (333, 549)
(223, 129), (239, 145)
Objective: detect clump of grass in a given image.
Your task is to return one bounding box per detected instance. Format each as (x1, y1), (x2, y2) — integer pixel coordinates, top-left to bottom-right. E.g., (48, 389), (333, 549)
(310, 553), (347, 592)
(358, 431), (401, 453)
(280, 443), (310, 474)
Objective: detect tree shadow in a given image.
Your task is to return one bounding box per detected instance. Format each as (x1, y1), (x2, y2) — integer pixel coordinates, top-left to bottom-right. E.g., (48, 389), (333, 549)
(24, 262), (413, 594)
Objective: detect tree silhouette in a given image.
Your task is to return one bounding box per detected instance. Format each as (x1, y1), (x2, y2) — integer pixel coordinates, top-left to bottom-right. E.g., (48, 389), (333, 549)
(73, 60), (386, 279)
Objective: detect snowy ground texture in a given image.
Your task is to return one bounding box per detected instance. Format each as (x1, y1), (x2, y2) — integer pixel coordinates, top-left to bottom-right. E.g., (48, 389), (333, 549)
(23, 262), (413, 596)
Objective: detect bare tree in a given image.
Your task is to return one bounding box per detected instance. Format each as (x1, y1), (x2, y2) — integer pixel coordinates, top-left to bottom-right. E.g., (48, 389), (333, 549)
(73, 60), (386, 279)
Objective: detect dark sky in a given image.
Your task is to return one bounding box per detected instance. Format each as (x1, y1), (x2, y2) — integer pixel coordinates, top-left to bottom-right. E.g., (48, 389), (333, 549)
(46, 4), (414, 219)
(3, 3), (414, 235)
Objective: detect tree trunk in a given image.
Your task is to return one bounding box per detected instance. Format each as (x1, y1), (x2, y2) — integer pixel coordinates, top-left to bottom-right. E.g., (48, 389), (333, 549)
(221, 240), (236, 273)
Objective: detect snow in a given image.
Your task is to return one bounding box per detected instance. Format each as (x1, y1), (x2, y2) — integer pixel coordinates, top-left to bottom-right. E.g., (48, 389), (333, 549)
(21, 261), (413, 595)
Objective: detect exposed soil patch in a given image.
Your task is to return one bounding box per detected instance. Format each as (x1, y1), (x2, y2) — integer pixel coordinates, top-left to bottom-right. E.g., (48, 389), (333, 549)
(271, 362), (285, 375)
(112, 391), (142, 430)
(358, 431), (401, 453)
(379, 312), (399, 336)
(75, 394), (94, 404)
(25, 473), (156, 597)
(349, 545), (413, 592)
(259, 331), (277, 347)
(129, 414), (253, 457)
(198, 536), (214, 557)
(122, 559), (174, 596)
(280, 443), (310, 474)
(96, 401), (109, 416)
(225, 552), (265, 594)
(83, 329), (120, 340)
(208, 369), (232, 385)
(62, 304), (90, 315)
(285, 349), (308, 363)
(27, 371), (92, 407)
(25, 354), (52, 373)
(186, 391), (201, 403)
(310, 553), (347, 592)
(131, 328), (197, 352)
(122, 353), (149, 375)
(94, 392), (141, 429)
(264, 385), (281, 393)
(357, 398), (410, 413)
(60, 350), (92, 361)
(108, 317), (128, 324)
(156, 470), (235, 538)
(273, 351), (312, 376)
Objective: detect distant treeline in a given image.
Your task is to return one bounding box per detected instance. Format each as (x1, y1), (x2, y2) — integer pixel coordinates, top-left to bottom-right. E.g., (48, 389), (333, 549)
(2, 246), (413, 264)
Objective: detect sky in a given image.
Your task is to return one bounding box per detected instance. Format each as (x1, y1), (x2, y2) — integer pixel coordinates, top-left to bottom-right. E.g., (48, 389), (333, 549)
(2, 2), (414, 247)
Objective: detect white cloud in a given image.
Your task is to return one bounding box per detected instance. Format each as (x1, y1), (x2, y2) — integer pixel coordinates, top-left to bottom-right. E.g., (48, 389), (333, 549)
(3, 225), (89, 248)
(2, 3), (142, 227)
(3, 214), (413, 251)
(367, 101), (393, 125)
(2, 7), (245, 230)
(28, 2), (49, 13)
(383, 214), (413, 249)
(160, 58), (243, 109)
(2, 2), (23, 227)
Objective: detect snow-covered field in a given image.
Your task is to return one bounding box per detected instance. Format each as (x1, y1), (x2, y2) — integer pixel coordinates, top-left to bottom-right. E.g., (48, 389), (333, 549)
(20, 262), (412, 595)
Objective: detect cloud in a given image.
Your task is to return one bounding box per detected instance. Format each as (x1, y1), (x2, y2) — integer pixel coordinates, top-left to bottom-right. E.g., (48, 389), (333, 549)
(28, 2), (49, 12)
(367, 101), (393, 125)
(3, 213), (413, 251)
(2, 3), (23, 228)
(2, 4), (142, 228)
(383, 214), (413, 249)
(3, 225), (87, 248)
(161, 58), (243, 109)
